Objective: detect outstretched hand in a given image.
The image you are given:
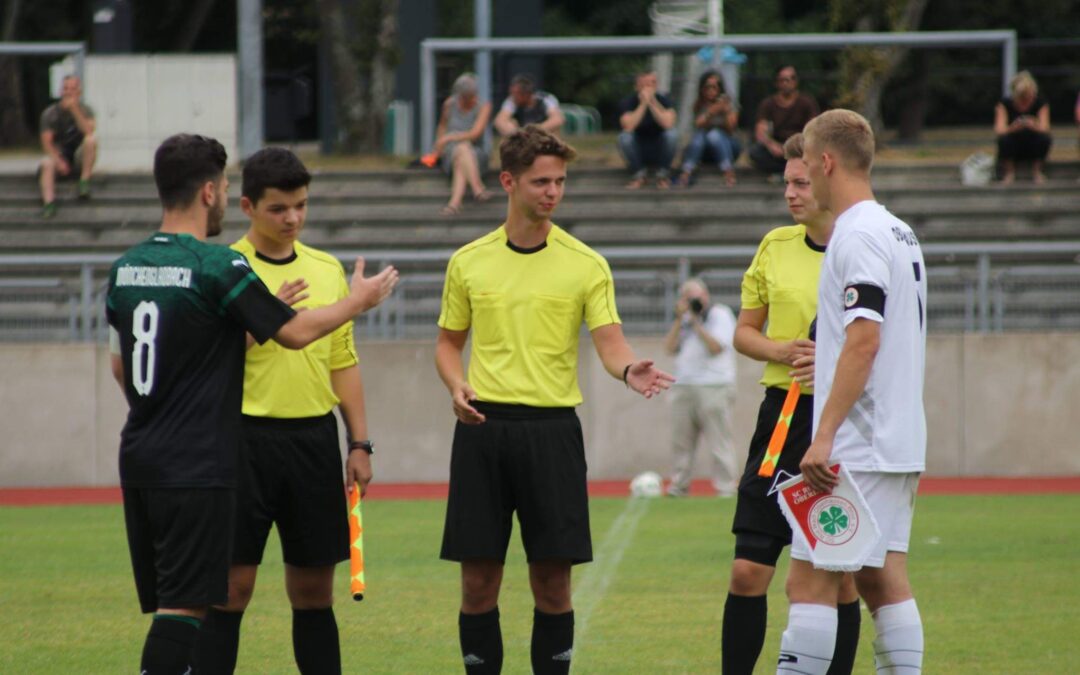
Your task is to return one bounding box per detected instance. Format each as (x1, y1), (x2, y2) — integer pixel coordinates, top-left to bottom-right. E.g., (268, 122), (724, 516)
(625, 359), (675, 399)
(349, 257), (400, 311)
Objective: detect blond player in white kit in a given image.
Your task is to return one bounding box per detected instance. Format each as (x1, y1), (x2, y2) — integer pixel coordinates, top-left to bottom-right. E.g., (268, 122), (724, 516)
(775, 109), (927, 675)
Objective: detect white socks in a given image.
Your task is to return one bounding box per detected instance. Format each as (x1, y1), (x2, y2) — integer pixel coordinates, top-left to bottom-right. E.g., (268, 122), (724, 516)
(777, 603), (838, 674)
(872, 599), (924, 673)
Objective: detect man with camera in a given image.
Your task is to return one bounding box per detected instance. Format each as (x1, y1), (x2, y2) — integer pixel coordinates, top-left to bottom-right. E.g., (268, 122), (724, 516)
(662, 278), (738, 497)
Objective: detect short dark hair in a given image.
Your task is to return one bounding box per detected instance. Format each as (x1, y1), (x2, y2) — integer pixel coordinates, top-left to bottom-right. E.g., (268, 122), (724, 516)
(775, 65), (797, 79)
(509, 74), (536, 93)
(153, 134), (227, 210)
(242, 147), (312, 204)
(499, 125), (577, 176)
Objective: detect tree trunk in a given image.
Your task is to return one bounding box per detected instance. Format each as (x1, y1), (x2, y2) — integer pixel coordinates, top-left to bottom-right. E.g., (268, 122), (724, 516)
(896, 51), (929, 141)
(172, 0), (217, 51)
(316, 0), (398, 154)
(316, 0), (368, 152)
(832, 0), (930, 143)
(0, 0), (30, 146)
(365, 0), (399, 151)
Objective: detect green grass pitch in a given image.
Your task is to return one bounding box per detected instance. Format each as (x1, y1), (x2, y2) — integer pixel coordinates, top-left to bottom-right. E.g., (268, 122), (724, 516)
(2, 494), (1078, 673)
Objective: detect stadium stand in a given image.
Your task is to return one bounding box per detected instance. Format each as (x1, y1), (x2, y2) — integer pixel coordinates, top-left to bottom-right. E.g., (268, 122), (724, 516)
(1, 160), (1079, 340)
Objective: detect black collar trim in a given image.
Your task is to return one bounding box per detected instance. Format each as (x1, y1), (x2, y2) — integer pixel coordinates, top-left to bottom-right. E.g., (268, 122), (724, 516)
(506, 240), (547, 255)
(254, 249), (298, 265)
(804, 234), (827, 253)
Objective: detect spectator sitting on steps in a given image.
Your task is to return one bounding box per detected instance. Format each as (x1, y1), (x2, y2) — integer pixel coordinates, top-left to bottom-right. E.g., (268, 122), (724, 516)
(433, 73), (494, 216)
(748, 65), (818, 176)
(617, 70), (678, 190)
(675, 71), (743, 188)
(39, 74), (97, 219)
(493, 74), (564, 137)
(994, 70), (1052, 185)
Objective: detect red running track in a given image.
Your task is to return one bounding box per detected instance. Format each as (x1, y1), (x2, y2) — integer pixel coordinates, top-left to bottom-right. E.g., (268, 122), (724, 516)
(2, 477), (1080, 506)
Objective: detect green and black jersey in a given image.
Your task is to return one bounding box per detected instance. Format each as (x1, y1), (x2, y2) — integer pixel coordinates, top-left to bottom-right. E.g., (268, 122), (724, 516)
(106, 233), (296, 489)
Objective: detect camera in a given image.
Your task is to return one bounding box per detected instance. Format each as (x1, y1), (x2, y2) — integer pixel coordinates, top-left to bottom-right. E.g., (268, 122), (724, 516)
(688, 298), (704, 314)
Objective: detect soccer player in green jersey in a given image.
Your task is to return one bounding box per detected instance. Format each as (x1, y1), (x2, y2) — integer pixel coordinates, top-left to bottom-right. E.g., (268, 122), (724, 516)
(106, 134), (397, 674)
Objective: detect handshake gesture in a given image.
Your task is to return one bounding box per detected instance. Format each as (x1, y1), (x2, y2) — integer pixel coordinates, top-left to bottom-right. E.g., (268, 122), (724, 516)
(349, 257), (399, 311)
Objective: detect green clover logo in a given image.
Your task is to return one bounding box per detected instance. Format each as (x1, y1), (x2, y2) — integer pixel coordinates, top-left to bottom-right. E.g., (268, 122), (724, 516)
(818, 506), (849, 536)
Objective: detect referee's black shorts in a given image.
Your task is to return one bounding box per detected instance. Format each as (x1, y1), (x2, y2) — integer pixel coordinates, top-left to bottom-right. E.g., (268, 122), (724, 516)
(732, 387), (815, 555)
(123, 487), (234, 614)
(441, 402), (592, 565)
(233, 413), (349, 567)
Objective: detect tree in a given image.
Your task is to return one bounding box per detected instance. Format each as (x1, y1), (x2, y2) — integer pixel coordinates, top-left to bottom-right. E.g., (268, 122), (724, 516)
(172, 0), (217, 51)
(0, 0), (30, 146)
(316, 0), (399, 153)
(829, 0), (930, 141)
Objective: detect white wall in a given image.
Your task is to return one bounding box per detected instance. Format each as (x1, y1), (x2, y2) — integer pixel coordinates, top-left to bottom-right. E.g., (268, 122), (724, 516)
(84, 55), (238, 171)
(3, 334), (1080, 488)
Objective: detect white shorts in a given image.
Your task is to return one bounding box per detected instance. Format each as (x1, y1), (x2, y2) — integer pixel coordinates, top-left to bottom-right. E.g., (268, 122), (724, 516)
(790, 471), (920, 569)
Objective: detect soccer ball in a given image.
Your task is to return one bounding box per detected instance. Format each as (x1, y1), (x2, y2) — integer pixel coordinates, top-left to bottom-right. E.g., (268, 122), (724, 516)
(629, 471), (664, 498)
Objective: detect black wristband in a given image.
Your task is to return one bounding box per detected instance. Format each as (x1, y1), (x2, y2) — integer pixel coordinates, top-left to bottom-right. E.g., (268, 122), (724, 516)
(348, 440), (374, 455)
(622, 363), (632, 386)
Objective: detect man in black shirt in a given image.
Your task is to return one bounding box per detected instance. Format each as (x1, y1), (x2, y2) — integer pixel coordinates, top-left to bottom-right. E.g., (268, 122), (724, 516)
(106, 133), (398, 674)
(616, 70), (678, 189)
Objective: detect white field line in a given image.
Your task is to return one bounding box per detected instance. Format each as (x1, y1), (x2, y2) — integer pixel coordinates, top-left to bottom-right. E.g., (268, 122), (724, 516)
(571, 496), (651, 664)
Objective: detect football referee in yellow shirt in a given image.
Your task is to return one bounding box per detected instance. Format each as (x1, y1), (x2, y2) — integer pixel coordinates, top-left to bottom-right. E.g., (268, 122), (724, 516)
(722, 134), (860, 674)
(193, 148), (374, 674)
(435, 126), (675, 675)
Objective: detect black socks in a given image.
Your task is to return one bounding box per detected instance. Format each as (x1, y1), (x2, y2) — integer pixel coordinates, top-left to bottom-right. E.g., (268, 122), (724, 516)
(721, 593), (768, 674)
(827, 599), (862, 675)
(292, 607), (341, 675)
(531, 608), (574, 675)
(459, 607), (503, 674)
(192, 608), (244, 674)
(140, 614), (200, 675)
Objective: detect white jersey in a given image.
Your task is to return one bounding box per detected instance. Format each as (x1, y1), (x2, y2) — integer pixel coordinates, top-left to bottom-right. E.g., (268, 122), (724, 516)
(814, 201), (927, 472)
(673, 303), (737, 386)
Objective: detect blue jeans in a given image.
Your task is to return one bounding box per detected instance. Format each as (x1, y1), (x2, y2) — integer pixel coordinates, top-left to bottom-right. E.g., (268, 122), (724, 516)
(618, 129), (678, 179)
(681, 128), (743, 173)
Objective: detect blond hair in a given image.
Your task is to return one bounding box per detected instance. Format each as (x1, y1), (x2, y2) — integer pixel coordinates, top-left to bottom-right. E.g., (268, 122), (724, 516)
(1009, 70), (1038, 99)
(783, 133), (805, 160)
(803, 109), (875, 173)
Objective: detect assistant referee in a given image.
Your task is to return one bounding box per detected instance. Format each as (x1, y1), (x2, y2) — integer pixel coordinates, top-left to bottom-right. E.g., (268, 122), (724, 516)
(193, 148), (374, 674)
(723, 134), (860, 674)
(435, 126), (674, 675)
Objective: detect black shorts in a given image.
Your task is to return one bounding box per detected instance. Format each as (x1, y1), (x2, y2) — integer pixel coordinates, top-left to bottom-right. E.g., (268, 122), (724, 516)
(440, 402), (592, 565)
(732, 387), (815, 544)
(123, 487), (234, 614)
(233, 414), (349, 567)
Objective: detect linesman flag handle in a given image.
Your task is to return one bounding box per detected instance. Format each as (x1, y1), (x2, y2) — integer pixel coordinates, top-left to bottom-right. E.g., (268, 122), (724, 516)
(758, 380), (801, 477)
(348, 484), (366, 601)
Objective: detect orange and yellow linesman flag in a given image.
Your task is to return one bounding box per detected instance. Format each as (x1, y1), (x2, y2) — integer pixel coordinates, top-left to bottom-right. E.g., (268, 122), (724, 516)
(758, 380), (801, 477)
(348, 484), (366, 601)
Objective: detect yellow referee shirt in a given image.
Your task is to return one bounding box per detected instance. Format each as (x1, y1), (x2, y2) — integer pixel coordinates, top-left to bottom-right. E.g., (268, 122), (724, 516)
(231, 237), (358, 417)
(438, 224), (620, 407)
(740, 224), (825, 391)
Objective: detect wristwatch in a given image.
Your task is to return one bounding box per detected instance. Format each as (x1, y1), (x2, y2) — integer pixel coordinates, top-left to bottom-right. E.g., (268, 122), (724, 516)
(348, 440), (374, 455)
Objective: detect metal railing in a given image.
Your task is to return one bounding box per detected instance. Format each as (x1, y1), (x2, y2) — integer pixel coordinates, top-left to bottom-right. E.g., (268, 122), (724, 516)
(420, 30), (1018, 151)
(3, 241), (1080, 341)
(0, 41), (86, 83)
